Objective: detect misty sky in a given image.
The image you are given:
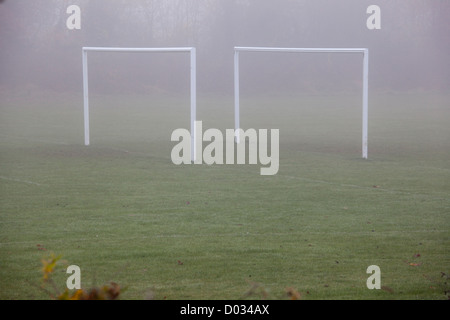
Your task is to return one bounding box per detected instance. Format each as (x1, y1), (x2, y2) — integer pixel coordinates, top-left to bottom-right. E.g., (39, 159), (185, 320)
(0, 0), (449, 94)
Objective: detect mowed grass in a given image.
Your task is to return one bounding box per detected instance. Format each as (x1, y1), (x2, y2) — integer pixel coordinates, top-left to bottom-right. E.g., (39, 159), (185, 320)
(0, 91), (449, 299)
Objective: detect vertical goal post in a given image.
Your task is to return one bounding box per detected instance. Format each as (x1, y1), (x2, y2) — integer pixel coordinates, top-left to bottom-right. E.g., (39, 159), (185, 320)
(234, 47), (369, 159)
(82, 46), (197, 161)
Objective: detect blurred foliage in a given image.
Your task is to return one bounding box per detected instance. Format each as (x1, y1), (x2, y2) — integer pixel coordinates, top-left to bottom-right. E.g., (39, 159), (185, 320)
(40, 253), (122, 300)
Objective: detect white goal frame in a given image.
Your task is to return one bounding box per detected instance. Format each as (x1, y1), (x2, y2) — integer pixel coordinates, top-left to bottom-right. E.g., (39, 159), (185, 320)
(82, 47), (197, 161)
(234, 47), (369, 159)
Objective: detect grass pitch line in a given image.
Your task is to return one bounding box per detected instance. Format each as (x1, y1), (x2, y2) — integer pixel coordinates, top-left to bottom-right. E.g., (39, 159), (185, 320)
(0, 133), (69, 146)
(281, 174), (378, 190)
(0, 175), (43, 186)
(279, 174), (445, 198)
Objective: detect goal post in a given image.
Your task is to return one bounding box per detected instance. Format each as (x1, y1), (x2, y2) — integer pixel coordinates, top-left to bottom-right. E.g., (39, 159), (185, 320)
(82, 47), (197, 161)
(234, 47), (369, 159)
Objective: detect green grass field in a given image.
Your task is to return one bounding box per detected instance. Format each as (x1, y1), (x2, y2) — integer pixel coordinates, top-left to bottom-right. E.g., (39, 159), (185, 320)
(0, 90), (449, 299)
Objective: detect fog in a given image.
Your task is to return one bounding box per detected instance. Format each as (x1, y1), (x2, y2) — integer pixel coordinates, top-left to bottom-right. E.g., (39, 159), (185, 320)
(1, 0), (449, 95)
(1, 1), (449, 302)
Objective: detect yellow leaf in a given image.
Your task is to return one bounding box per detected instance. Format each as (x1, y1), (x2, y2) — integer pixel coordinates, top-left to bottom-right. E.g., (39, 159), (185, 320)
(409, 262), (421, 266)
(41, 253), (62, 281)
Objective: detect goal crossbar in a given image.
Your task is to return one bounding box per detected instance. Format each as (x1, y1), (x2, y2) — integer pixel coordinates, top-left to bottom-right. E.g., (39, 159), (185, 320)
(234, 46), (369, 159)
(82, 46), (197, 161)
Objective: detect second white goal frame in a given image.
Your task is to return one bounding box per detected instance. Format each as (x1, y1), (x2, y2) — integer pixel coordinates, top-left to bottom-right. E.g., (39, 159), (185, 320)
(82, 46), (197, 161)
(234, 47), (369, 159)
